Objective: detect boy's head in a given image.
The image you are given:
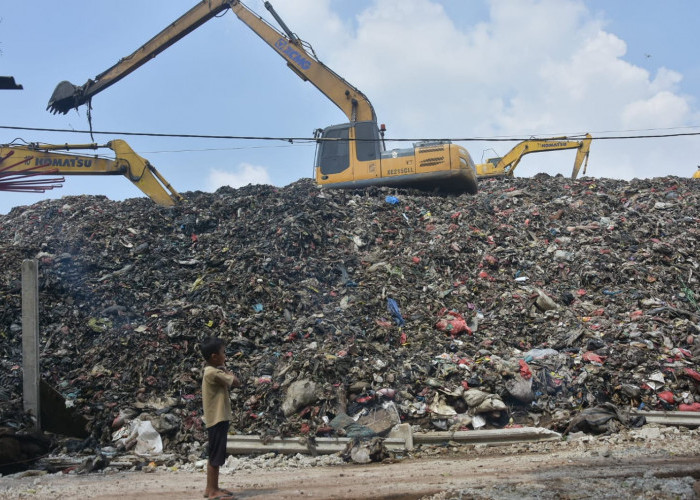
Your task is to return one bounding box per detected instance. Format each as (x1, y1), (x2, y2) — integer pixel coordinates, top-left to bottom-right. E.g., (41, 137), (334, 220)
(200, 337), (225, 366)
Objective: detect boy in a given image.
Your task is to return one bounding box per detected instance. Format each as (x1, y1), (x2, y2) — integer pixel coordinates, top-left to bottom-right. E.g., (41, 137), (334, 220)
(200, 337), (240, 500)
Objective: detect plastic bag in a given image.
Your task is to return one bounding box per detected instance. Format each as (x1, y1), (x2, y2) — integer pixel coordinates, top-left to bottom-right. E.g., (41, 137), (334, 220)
(112, 418), (163, 456)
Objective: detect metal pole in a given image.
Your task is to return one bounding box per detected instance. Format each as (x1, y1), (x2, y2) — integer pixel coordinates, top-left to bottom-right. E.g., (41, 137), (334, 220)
(22, 259), (41, 431)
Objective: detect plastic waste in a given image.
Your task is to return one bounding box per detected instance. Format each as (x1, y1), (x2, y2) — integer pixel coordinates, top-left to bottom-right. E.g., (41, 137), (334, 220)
(523, 348), (558, 360)
(112, 418), (163, 456)
(387, 298), (405, 326)
(385, 195), (400, 205)
(435, 310), (472, 336)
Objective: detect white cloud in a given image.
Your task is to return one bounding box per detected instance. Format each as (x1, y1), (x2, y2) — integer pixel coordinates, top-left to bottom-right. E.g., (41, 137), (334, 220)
(207, 163), (272, 190)
(272, 0), (700, 179)
(622, 91), (690, 129)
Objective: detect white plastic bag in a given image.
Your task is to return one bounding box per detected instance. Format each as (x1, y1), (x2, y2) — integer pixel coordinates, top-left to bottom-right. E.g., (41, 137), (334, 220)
(112, 418), (163, 456)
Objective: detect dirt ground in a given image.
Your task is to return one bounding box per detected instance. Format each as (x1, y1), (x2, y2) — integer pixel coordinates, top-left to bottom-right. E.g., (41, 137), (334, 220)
(2, 428), (700, 499)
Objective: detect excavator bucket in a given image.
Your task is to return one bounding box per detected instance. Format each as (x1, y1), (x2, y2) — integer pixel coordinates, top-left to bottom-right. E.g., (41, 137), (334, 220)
(47, 81), (81, 115)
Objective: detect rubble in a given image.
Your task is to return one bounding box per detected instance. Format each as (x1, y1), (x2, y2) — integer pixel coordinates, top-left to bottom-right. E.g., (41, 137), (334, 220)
(0, 175), (698, 466)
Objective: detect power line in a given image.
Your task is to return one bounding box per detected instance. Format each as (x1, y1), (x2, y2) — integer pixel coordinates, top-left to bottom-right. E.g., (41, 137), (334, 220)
(142, 144), (311, 154)
(2, 124), (700, 143)
(0, 125), (314, 143)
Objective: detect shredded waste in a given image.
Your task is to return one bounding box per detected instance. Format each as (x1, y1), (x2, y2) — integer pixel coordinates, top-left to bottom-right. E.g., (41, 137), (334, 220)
(0, 175), (698, 467)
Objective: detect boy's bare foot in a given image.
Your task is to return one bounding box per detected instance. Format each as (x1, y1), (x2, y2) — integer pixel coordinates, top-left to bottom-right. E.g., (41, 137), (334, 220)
(204, 488), (235, 499)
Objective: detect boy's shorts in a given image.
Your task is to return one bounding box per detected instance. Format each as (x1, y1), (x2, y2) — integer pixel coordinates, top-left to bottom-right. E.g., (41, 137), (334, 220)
(207, 420), (230, 467)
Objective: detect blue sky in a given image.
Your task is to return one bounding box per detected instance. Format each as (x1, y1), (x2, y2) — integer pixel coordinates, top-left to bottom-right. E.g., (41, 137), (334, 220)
(2, 0), (699, 214)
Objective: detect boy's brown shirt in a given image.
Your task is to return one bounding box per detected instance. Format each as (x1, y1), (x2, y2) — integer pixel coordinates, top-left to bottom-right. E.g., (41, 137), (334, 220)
(202, 365), (234, 428)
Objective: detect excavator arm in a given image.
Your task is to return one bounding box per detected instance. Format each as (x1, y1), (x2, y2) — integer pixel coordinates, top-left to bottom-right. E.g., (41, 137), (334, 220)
(476, 134), (592, 180)
(230, 2), (375, 122)
(46, 0), (478, 195)
(48, 1), (376, 123)
(48, 2), (231, 114)
(0, 139), (183, 206)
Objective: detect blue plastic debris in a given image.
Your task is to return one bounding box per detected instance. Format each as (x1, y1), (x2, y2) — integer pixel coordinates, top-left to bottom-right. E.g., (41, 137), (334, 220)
(385, 195), (400, 205)
(386, 298), (405, 326)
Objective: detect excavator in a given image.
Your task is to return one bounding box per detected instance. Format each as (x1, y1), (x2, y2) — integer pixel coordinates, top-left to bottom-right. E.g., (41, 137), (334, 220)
(0, 139), (183, 206)
(475, 134), (592, 179)
(46, 1), (478, 194)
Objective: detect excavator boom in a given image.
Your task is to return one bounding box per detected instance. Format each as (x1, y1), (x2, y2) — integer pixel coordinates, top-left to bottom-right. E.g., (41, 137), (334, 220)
(0, 140), (183, 206)
(48, 0), (375, 123)
(476, 134), (592, 180)
(47, 1), (477, 194)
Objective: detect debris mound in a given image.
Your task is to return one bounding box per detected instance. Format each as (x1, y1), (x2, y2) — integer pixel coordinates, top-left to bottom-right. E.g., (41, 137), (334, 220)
(1, 175), (698, 460)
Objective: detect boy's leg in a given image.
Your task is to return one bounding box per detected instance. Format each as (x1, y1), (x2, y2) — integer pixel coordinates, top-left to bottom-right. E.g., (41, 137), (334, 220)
(206, 463), (220, 495)
(204, 421), (233, 498)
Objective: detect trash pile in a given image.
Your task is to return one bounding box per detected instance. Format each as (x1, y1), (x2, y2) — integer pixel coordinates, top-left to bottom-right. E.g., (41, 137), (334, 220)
(0, 175), (698, 461)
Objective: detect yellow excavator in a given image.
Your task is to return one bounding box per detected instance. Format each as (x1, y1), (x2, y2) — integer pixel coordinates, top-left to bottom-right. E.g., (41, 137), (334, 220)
(693, 167), (700, 179)
(0, 140), (183, 206)
(475, 134), (592, 179)
(47, 1), (478, 194)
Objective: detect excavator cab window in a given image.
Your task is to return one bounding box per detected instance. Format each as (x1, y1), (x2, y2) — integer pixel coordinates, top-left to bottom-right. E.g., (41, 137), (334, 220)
(317, 125), (350, 175)
(355, 121), (381, 162)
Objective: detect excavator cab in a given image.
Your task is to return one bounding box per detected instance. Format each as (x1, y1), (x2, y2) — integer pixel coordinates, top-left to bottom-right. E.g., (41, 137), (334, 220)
(315, 121), (478, 193)
(315, 122), (381, 178)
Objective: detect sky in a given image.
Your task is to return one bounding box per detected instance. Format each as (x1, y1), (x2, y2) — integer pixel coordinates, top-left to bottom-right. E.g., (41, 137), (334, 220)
(2, 0), (700, 214)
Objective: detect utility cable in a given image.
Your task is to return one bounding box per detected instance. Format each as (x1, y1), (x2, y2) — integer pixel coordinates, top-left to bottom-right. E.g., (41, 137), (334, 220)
(2, 124), (700, 143)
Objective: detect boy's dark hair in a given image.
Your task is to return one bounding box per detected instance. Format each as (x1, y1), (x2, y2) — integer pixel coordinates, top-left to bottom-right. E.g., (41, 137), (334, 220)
(200, 337), (224, 361)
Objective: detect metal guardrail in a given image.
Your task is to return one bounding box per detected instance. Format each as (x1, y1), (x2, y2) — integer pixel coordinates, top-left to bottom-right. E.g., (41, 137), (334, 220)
(631, 410), (700, 427)
(226, 425), (564, 455)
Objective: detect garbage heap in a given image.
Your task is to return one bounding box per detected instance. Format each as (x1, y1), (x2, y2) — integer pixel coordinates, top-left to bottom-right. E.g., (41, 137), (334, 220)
(1, 175), (698, 459)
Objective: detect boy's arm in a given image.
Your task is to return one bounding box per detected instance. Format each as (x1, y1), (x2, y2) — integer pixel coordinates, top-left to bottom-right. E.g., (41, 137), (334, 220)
(214, 367), (240, 388)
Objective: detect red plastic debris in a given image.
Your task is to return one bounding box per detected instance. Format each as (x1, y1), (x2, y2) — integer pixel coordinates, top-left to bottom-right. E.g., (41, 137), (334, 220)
(582, 351), (606, 364)
(657, 391), (675, 404)
(519, 360), (532, 380)
(683, 368), (700, 382)
(478, 270), (494, 281)
(678, 403), (700, 412)
(435, 311), (472, 336)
